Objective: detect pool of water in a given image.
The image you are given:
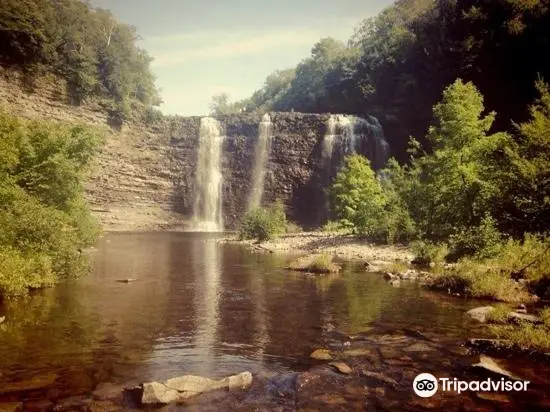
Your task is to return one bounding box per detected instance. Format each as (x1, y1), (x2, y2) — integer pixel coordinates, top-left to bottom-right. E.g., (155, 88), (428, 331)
(0, 233), (548, 410)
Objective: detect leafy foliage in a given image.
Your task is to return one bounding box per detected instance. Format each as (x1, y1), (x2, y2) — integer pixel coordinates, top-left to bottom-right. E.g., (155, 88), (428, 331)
(238, 0), (550, 159)
(329, 154), (415, 243)
(238, 200), (287, 242)
(0, 111), (102, 297)
(0, 0), (161, 121)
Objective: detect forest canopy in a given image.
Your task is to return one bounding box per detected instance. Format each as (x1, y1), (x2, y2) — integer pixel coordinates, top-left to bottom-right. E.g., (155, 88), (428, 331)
(0, 0), (162, 123)
(228, 0), (550, 160)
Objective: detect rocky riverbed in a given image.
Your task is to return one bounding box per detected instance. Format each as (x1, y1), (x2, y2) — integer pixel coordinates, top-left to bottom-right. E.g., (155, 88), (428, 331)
(222, 232), (414, 270)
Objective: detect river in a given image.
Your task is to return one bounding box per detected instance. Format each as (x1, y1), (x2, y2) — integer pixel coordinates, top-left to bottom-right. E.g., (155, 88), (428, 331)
(0, 233), (548, 410)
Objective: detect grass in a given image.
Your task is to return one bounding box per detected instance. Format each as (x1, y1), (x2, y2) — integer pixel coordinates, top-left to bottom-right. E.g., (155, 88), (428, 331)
(287, 253), (341, 274)
(321, 220), (351, 234)
(485, 304), (512, 324)
(381, 261), (409, 274)
(488, 309), (550, 352)
(428, 259), (533, 303)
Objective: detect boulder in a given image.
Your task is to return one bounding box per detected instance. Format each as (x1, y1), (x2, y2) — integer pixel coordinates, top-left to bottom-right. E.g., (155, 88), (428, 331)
(508, 312), (541, 324)
(471, 355), (522, 381)
(140, 372), (252, 405)
(466, 306), (494, 323)
(328, 362), (352, 375)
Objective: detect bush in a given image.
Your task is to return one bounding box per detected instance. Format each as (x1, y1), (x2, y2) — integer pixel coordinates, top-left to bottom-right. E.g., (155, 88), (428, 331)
(0, 112), (102, 298)
(489, 311), (550, 352)
(287, 253), (340, 274)
(429, 259), (532, 302)
(486, 304), (512, 324)
(239, 200), (287, 242)
(447, 215), (503, 261)
(0, 247), (56, 297)
(285, 221), (302, 234)
(321, 220), (350, 234)
(411, 240), (449, 265)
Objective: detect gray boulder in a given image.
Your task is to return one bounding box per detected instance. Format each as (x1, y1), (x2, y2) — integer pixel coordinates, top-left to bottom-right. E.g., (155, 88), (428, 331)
(141, 372), (253, 405)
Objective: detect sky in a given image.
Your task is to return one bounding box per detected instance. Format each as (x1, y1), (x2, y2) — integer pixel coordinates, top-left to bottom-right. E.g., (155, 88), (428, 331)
(90, 0), (393, 115)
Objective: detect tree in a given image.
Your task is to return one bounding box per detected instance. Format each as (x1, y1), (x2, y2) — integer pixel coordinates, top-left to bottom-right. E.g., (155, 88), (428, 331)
(208, 93), (240, 116)
(494, 80), (550, 235)
(329, 155), (387, 238)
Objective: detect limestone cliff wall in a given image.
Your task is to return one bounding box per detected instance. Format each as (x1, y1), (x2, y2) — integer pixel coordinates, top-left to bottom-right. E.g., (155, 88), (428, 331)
(0, 69), (379, 231)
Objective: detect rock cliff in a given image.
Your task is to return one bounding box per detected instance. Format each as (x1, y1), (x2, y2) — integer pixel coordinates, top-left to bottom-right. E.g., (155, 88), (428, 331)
(0, 69), (388, 231)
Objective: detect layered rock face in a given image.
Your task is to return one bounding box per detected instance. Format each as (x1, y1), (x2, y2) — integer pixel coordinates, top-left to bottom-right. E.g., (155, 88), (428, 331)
(0, 71), (389, 231)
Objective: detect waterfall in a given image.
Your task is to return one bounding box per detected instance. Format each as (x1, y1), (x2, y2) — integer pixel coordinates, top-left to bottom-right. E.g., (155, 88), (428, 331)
(247, 113), (273, 211)
(192, 117), (224, 232)
(322, 114), (390, 169)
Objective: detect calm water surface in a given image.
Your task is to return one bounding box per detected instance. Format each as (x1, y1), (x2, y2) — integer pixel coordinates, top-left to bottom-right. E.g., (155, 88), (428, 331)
(0, 233), (548, 409)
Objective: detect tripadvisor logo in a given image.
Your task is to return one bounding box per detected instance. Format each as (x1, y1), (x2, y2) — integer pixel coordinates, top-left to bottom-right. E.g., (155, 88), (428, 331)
(413, 373), (530, 397)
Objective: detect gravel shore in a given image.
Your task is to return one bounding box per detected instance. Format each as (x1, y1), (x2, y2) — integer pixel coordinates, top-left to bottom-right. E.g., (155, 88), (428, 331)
(222, 232), (413, 269)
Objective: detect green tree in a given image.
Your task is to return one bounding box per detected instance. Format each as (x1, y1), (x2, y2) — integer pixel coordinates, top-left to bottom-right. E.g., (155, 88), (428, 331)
(329, 155), (387, 238)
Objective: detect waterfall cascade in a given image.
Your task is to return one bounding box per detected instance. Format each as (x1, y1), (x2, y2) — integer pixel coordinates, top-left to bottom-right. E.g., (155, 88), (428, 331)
(247, 113), (273, 211)
(192, 117), (224, 232)
(322, 114), (389, 169)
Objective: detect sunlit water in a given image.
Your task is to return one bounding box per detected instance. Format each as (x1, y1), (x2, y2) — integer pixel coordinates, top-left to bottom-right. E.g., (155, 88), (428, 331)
(0, 233), (549, 409)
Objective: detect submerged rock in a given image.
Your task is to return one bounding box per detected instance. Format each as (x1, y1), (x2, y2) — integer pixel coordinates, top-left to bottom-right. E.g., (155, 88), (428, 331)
(328, 362), (352, 375)
(466, 306), (494, 323)
(0, 373), (57, 394)
(310, 349), (333, 361)
(140, 371), (252, 405)
(471, 355), (522, 380)
(0, 403), (23, 412)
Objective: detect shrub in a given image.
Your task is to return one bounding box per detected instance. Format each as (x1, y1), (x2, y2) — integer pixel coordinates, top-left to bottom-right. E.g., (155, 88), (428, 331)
(0, 247), (55, 297)
(239, 200), (287, 242)
(486, 304), (512, 324)
(321, 220), (349, 234)
(429, 259), (532, 302)
(411, 240), (449, 265)
(0, 112), (102, 298)
(489, 319), (550, 353)
(285, 221), (302, 234)
(307, 254), (340, 274)
(447, 215), (503, 261)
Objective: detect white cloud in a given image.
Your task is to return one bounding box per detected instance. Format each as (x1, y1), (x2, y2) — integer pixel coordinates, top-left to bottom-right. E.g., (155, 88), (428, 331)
(149, 28), (324, 67)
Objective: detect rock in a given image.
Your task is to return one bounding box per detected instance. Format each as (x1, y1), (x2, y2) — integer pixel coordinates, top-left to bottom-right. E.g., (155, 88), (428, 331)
(389, 279), (400, 287)
(515, 304), (527, 314)
(328, 362), (352, 375)
(383, 272), (397, 281)
(508, 311), (541, 324)
(361, 370), (399, 388)
(141, 381), (180, 404)
(0, 316), (5, 324)
(476, 392), (511, 403)
(310, 349), (333, 361)
(140, 372), (253, 405)
(92, 382), (123, 401)
(0, 372), (57, 394)
(25, 400), (54, 412)
(400, 269), (418, 280)
(0, 403), (23, 412)
(466, 306), (494, 323)
(52, 396), (92, 411)
(471, 355), (522, 380)
(403, 343), (435, 353)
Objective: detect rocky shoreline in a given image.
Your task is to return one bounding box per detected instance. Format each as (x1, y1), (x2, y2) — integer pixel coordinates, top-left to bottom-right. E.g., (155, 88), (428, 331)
(222, 232), (414, 271)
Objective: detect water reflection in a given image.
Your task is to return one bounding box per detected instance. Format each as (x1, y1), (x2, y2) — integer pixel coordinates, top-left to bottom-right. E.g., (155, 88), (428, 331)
(1, 233), (544, 407)
(192, 238), (222, 375)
